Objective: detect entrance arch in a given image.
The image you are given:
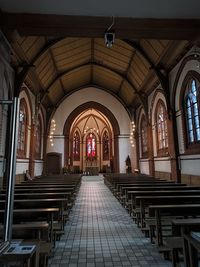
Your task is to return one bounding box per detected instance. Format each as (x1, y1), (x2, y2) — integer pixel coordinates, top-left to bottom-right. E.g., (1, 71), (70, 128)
(63, 101), (120, 172)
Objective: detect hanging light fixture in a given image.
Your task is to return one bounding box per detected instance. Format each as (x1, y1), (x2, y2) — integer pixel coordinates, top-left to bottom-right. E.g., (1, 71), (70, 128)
(104, 16), (115, 48)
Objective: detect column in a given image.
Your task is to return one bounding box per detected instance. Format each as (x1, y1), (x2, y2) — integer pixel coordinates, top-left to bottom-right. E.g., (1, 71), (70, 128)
(167, 113), (180, 182)
(147, 124), (155, 176)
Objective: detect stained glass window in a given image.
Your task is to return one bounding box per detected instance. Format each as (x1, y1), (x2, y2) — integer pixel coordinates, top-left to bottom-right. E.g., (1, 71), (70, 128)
(103, 131), (109, 160)
(17, 99), (27, 158)
(156, 101), (168, 150)
(185, 79), (200, 144)
(141, 115), (148, 156)
(73, 131), (80, 161)
(86, 133), (96, 159)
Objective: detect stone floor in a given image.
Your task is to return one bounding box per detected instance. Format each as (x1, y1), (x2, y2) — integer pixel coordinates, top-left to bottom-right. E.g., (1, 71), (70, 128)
(49, 175), (173, 267)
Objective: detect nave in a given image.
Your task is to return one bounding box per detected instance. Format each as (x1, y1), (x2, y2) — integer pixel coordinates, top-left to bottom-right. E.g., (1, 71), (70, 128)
(49, 176), (171, 267)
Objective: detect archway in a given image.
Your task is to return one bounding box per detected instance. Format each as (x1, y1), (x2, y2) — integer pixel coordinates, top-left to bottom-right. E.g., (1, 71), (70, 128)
(63, 102), (120, 173)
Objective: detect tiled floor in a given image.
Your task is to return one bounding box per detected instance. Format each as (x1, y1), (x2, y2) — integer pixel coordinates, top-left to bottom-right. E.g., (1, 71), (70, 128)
(49, 176), (172, 267)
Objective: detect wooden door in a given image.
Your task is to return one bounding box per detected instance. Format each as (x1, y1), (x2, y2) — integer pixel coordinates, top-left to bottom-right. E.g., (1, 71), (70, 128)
(46, 153), (62, 175)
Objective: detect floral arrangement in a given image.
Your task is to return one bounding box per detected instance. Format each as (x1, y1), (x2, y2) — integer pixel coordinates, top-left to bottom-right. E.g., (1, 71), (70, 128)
(86, 155), (97, 161)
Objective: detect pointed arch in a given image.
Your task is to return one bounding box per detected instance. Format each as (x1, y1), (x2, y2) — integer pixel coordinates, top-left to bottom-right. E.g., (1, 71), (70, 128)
(63, 101), (120, 172)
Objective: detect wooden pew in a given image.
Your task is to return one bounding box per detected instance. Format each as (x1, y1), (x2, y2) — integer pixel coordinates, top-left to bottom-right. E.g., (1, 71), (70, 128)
(118, 184), (187, 206)
(0, 174), (82, 266)
(135, 195), (200, 229)
(183, 232), (200, 267)
(148, 204), (200, 247)
(127, 189), (200, 216)
(0, 208), (60, 243)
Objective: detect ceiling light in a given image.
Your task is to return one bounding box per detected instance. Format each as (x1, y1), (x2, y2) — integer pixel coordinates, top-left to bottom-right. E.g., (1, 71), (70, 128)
(104, 16), (115, 48)
(105, 32), (115, 48)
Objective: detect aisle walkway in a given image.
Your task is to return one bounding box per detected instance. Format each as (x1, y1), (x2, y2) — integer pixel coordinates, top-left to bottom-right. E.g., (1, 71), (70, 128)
(49, 176), (172, 267)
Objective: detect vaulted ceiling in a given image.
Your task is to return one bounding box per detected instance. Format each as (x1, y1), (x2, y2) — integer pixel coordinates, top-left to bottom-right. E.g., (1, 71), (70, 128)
(71, 108), (112, 138)
(0, 6), (199, 115)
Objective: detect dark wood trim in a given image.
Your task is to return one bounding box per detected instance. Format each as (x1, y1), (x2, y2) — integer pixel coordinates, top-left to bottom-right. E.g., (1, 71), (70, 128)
(1, 12), (200, 40)
(147, 124), (155, 176)
(35, 114), (42, 160)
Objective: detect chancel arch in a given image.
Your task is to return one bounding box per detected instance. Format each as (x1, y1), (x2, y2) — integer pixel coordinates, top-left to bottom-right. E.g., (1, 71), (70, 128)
(63, 103), (119, 173)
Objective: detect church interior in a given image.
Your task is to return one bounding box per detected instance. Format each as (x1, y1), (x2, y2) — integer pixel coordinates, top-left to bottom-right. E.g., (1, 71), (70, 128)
(0, 1), (200, 266)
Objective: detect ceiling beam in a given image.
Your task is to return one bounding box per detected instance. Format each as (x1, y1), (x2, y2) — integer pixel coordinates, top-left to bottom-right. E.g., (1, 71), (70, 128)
(1, 11), (200, 40)
(117, 49), (136, 95)
(41, 61), (138, 101)
(47, 37), (66, 96)
(40, 60), (148, 116)
(124, 39), (171, 116)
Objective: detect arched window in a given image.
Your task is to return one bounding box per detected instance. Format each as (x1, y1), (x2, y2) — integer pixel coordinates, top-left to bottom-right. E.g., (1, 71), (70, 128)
(17, 99), (28, 158)
(184, 78), (200, 145)
(156, 100), (168, 152)
(103, 130), (109, 160)
(140, 115), (148, 157)
(86, 133), (96, 159)
(73, 131), (80, 161)
(35, 115), (42, 159)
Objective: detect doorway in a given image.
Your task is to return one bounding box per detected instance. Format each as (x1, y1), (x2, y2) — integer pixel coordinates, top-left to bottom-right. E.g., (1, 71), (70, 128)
(46, 152), (62, 174)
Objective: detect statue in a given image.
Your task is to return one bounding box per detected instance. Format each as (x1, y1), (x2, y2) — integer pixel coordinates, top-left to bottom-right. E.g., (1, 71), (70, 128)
(125, 155), (132, 173)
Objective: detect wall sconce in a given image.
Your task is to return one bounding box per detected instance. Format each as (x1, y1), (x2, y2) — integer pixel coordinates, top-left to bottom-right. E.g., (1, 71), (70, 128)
(130, 121), (136, 147)
(49, 119), (56, 147)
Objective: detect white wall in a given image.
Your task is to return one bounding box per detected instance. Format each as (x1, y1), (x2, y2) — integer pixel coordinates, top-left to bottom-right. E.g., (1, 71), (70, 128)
(35, 161), (44, 176)
(179, 155), (200, 176)
(139, 160), (150, 175)
(154, 158), (171, 172)
(118, 134), (133, 173)
(47, 87), (133, 172)
(16, 159), (29, 174)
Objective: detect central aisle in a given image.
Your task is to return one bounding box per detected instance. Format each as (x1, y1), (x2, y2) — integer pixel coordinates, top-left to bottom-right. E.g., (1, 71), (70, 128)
(49, 176), (171, 267)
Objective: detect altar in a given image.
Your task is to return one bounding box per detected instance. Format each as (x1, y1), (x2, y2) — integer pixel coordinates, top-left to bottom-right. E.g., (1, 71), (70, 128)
(85, 158), (99, 175)
(85, 166), (99, 175)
